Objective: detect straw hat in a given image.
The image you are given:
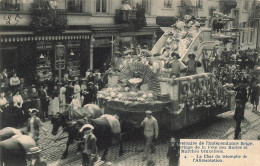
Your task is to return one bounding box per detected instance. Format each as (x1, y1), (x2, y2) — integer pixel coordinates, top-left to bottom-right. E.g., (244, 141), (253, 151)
(27, 147), (42, 155)
(145, 110), (152, 114)
(80, 124), (94, 132)
(29, 108), (39, 114)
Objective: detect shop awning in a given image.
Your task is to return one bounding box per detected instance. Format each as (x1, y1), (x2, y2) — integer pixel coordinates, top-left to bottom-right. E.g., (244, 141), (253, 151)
(160, 27), (171, 32)
(0, 30), (92, 43)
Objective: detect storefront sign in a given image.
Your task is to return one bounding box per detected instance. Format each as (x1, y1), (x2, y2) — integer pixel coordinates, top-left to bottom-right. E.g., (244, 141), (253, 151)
(36, 41), (52, 49)
(94, 39), (111, 47)
(68, 40), (81, 48)
(255, 1), (260, 19)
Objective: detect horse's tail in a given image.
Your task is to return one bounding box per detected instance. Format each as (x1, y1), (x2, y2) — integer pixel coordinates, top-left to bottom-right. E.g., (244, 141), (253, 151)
(101, 114), (121, 134)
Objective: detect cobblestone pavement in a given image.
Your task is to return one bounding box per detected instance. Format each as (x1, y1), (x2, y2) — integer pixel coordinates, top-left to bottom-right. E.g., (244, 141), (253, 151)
(26, 102), (260, 166)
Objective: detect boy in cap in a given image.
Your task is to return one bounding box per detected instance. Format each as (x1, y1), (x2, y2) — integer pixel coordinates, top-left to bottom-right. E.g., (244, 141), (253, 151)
(26, 109), (47, 143)
(141, 110), (159, 161)
(80, 124), (97, 166)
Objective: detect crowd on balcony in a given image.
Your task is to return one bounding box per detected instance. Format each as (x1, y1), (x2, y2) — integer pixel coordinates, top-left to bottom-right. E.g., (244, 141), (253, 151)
(0, 68), (108, 129)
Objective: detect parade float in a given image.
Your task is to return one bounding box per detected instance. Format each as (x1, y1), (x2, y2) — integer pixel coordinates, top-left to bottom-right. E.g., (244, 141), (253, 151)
(97, 15), (236, 133)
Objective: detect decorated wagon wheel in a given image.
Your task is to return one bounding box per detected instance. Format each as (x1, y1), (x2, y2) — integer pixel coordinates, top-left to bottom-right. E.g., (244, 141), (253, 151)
(119, 62), (161, 94)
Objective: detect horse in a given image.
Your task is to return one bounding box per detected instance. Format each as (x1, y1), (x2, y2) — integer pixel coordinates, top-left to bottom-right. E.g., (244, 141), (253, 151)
(0, 127), (46, 166)
(0, 127), (22, 141)
(51, 104), (124, 160)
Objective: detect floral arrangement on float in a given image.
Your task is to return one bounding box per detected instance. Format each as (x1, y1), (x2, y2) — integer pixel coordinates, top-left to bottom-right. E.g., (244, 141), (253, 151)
(97, 62), (163, 104)
(161, 18), (199, 57)
(177, 75), (229, 112)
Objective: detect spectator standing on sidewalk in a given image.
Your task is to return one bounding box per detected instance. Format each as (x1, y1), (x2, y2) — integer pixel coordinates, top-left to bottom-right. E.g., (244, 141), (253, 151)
(141, 110), (159, 161)
(40, 85), (49, 121)
(248, 81), (259, 112)
(10, 73), (20, 92)
(234, 99), (245, 139)
(167, 137), (180, 166)
(234, 81), (248, 110)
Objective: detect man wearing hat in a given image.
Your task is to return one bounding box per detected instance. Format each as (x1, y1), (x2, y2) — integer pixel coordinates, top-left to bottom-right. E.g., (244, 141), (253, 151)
(40, 84), (49, 120)
(141, 110), (159, 161)
(233, 99), (245, 139)
(80, 124), (97, 166)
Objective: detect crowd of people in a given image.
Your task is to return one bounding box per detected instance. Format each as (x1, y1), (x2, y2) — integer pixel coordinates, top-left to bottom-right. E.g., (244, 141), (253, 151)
(0, 68), (107, 128)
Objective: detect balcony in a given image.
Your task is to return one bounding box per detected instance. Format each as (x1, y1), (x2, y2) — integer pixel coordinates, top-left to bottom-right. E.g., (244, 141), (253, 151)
(115, 9), (137, 24)
(0, 1), (20, 11)
(30, 9), (67, 32)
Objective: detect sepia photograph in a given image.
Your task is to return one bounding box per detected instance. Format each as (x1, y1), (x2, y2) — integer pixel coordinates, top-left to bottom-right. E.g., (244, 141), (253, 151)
(0, 0), (260, 165)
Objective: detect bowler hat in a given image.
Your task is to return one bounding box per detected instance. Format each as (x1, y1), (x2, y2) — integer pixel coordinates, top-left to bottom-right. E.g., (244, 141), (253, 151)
(80, 124), (94, 132)
(29, 108), (39, 114)
(27, 147), (42, 155)
(145, 110), (152, 114)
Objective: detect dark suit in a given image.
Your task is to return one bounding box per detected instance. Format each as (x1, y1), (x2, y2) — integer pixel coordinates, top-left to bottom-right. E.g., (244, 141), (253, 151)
(40, 89), (49, 119)
(234, 103), (245, 139)
(82, 133), (97, 166)
(1, 72), (8, 86)
(167, 143), (180, 166)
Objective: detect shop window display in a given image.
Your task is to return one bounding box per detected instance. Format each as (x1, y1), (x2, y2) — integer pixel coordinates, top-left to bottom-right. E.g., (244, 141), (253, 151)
(0, 0), (20, 11)
(67, 0), (82, 13)
(35, 41), (53, 83)
(67, 41), (81, 78)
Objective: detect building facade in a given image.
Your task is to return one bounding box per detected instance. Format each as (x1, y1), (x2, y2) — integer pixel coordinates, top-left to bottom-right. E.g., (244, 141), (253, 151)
(0, 0), (257, 85)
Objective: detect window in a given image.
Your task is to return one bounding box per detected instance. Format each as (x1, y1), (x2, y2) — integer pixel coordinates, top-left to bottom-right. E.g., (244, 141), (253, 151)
(164, 0), (172, 8)
(96, 0), (107, 13)
(0, 0), (20, 11)
(244, 0), (249, 11)
(142, 0), (149, 14)
(67, 0), (82, 13)
(241, 31), (245, 44)
(250, 30), (254, 43)
(196, 0), (203, 9)
(243, 22), (247, 28)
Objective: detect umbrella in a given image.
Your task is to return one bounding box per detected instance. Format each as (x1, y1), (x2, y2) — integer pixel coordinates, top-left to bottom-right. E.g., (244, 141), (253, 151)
(140, 49), (152, 55)
(123, 49), (134, 55)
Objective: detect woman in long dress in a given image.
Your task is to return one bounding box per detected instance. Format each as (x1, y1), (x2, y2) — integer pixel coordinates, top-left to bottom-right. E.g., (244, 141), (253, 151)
(13, 89), (23, 126)
(69, 95), (81, 119)
(74, 80), (81, 105)
(48, 85), (59, 116)
(59, 86), (66, 113)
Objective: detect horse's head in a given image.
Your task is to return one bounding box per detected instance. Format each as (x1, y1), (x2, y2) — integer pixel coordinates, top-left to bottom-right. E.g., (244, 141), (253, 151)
(51, 113), (64, 135)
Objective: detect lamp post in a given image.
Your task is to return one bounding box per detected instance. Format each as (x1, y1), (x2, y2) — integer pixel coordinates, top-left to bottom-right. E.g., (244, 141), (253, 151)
(111, 35), (114, 67)
(55, 42), (65, 90)
(90, 35), (95, 70)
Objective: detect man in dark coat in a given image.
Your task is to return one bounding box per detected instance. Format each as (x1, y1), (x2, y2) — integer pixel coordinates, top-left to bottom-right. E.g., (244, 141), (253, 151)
(234, 99), (245, 139)
(234, 81), (248, 110)
(40, 84), (49, 120)
(167, 137), (180, 166)
(248, 81), (259, 112)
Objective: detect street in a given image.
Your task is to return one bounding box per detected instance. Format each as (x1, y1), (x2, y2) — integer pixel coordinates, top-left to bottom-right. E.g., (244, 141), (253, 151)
(28, 102), (260, 166)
